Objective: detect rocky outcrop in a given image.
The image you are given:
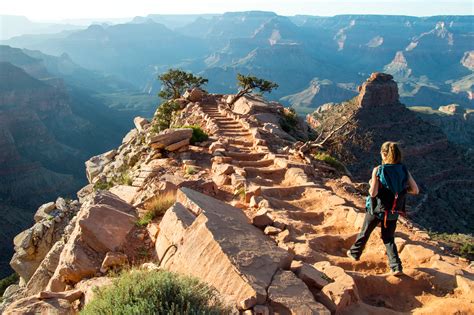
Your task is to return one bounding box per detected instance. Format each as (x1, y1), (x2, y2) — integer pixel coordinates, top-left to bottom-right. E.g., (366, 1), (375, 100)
(47, 191), (135, 291)
(357, 72), (399, 107)
(10, 198), (80, 285)
(156, 188), (299, 311)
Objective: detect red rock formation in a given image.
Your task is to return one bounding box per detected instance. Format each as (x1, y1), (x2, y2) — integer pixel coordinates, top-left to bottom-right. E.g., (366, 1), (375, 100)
(357, 72), (400, 107)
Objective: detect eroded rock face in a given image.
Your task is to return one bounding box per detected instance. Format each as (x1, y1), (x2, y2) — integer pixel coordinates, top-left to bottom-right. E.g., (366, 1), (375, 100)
(357, 72), (399, 107)
(47, 191), (135, 291)
(10, 199), (80, 284)
(85, 150), (116, 183)
(156, 187), (293, 310)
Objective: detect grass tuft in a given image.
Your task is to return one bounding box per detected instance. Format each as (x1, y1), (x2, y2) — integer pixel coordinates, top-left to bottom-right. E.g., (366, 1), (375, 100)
(136, 191), (176, 226)
(313, 152), (346, 172)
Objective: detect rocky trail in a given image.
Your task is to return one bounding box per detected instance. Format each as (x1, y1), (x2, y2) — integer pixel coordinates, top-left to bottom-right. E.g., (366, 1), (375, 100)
(2, 84), (473, 314)
(195, 97), (474, 314)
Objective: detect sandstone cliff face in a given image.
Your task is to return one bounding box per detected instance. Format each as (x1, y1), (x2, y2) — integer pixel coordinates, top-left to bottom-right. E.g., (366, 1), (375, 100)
(2, 90), (473, 314)
(311, 72), (474, 234)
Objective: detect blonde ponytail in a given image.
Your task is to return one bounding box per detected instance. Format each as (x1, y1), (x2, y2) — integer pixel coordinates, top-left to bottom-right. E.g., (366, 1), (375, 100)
(381, 141), (402, 164)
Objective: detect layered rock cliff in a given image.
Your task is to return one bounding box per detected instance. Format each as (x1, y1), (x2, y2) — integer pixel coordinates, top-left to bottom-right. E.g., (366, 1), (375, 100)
(2, 87), (473, 314)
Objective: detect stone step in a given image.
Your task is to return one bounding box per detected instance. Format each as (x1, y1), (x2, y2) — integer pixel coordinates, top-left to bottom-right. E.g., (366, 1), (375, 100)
(261, 185), (323, 198)
(244, 166), (287, 178)
(224, 152), (267, 161)
(218, 126), (246, 131)
(228, 139), (253, 147)
(220, 131), (248, 135)
(233, 159), (275, 168)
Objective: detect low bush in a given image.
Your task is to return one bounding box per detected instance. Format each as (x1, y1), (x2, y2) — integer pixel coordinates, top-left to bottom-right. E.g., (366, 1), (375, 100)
(429, 232), (474, 260)
(279, 107), (298, 133)
(153, 101), (182, 132)
(117, 171), (133, 186)
(185, 165), (197, 175)
(182, 125), (209, 144)
(81, 269), (227, 314)
(0, 273), (18, 297)
(136, 191), (176, 226)
(313, 152), (346, 172)
(94, 180), (113, 191)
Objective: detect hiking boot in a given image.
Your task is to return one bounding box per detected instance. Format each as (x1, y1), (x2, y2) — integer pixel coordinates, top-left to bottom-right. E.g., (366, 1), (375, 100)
(391, 269), (404, 276)
(346, 250), (359, 261)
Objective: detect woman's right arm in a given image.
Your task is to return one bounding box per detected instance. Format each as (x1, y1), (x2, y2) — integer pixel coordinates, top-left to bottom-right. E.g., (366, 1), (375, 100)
(369, 167), (379, 197)
(407, 171), (419, 195)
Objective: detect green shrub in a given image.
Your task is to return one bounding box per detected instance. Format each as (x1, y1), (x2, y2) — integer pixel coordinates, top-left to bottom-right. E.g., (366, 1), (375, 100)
(117, 171), (133, 186)
(94, 180), (113, 191)
(279, 107), (298, 133)
(136, 191), (176, 226)
(0, 273), (18, 297)
(153, 101), (182, 132)
(429, 232), (474, 260)
(185, 166), (197, 175)
(81, 270), (227, 315)
(182, 125), (209, 145)
(313, 152), (346, 172)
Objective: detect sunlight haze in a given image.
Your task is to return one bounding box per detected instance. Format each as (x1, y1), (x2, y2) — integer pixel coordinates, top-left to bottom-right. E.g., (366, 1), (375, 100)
(1, 0), (472, 21)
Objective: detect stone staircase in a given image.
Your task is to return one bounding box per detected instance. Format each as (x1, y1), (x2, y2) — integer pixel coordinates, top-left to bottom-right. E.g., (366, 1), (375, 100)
(194, 97), (474, 314)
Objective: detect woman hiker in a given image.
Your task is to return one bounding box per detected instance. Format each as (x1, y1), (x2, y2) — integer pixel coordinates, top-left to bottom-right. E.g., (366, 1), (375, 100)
(347, 141), (419, 276)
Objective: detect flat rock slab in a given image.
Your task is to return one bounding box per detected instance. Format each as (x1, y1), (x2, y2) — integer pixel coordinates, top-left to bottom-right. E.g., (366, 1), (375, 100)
(109, 185), (139, 204)
(400, 244), (436, 264)
(149, 128), (192, 149)
(268, 270), (330, 315)
(160, 188), (293, 309)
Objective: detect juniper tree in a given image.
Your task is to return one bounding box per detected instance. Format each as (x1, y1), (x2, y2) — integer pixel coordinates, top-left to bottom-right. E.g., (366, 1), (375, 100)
(229, 74), (278, 105)
(158, 69), (208, 100)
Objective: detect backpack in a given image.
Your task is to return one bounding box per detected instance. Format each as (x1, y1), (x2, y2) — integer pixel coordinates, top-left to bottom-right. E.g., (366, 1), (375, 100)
(365, 164), (408, 227)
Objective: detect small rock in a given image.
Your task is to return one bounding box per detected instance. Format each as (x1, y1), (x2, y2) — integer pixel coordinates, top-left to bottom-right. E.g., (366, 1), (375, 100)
(55, 197), (67, 211)
(290, 260), (303, 272)
(252, 209), (273, 228)
(276, 229), (291, 244)
(297, 263), (330, 289)
(133, 116), (149, 133)
(213, 163), (234, 176)
(264, 226), (282, 236)
(100, 252), (128, 273)
(268, 270), (330, 314)
(245, 185), (262, 203)
(141, 262), (160, 271)
(209, 142), (226, 153)
(273, 220), (287, 230)
(212, 174), (231, 186)
(165, 138), (190, 152)
(249, 196), (264, 208)
(400, 244), (435, 264)
(34, 202), (56, 222)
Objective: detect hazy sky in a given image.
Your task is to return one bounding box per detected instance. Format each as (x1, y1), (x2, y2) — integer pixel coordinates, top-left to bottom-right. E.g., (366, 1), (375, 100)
(1, 0), (472, 21)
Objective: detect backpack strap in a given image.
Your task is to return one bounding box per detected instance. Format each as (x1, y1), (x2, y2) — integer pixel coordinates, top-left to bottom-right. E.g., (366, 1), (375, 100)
(384, 191), (399, 228)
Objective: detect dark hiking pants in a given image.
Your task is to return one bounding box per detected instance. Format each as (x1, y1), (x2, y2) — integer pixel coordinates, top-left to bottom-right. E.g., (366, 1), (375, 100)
(349, 212), (402, 272)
